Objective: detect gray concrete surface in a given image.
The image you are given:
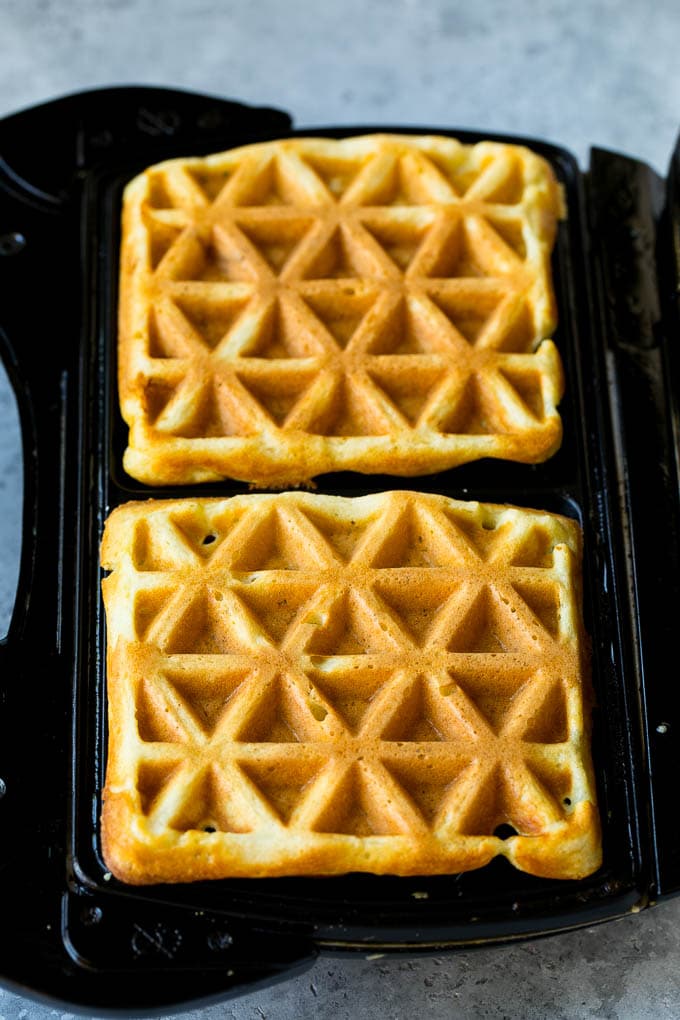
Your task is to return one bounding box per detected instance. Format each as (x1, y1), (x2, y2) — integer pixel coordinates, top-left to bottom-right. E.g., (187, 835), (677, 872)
(2, 1), (680, 1017)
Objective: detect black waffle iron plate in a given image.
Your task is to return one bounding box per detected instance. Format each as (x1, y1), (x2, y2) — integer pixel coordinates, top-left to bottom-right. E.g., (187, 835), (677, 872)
(1, 87), (680, 1016)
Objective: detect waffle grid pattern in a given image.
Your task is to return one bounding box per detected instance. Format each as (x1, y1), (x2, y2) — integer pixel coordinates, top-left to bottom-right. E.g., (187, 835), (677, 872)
(118, 134), (565, 485)
(101, 492), (600, 883)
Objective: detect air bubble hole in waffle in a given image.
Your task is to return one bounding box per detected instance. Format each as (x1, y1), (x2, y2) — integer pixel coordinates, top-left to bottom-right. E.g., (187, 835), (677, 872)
(118, 135), (566, 485)
(100, 492), (601, 883)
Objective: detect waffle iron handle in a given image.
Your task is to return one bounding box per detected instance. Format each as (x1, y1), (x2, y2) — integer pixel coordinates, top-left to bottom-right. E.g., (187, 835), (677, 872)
(0, 177), (64, 880)
(0, 87), (295, 999)
(0, 83), (293, 669)
(0, 83), (293, 659)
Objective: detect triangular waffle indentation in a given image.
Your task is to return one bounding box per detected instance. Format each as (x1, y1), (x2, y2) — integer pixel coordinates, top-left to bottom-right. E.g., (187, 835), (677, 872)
(498, 367), (545, 419)
(299, 507), (376, 563)
(235, 675), (305, 743)
(233, 157), (297, 207)
(306, 377), (391, 437)
(146, 173), (177, 210)
(422, 154), (481, 198)
(443, 509), (509, 561)
(308, 665), (395, 733)
(381, 677), (445, 741)
(240, 298), (326, 359)
(188, 227), (258, 283)
(231, 511), (315, 570)
(235, 368), (314, 426)
(169, 512), (226, 560)
(187, 167), (233, 202)
(417, 217), (466, 277)
(484, 298), (536, 353)
(521, 679), (568, 743)
(137, 678), (187, 743)
(512, 580), (561, 638)
(363, 155), (441, 207)
(438, 375), (509, 436)
(455, 755), (562, 836)
(373, 578), (458, 646)
(425, 218), (509, 279)
(454, 764), (509, 835)
(170, 765), (253, 833)
(426, 286), (505, 346)
(236, 583), (318, 645)
(162, 592), (240, 654)
(444, 667), (533, 735)
(302, 226), (374, 279)
(304, 592), (392, 655)
(365, 297), (441, 354)
(137, 760), (182, 814)
(367, 362), (444, 425)
(147, 219), (186, 270)
(302, 153), (365, 199)
(383, 758), (471, 826)
(302, 288), (376, 349)
(368, 506), (444, 568)
(446, 588), (529, 653)
(134, 587), (176, 637)
(473, 158), (523, 205)
(171, 291), (250, 349)
(312, 765), (402, 835)
(162, 665), (251, 736)
(240, 756), (324, 824)
(486, 214), (527, 259)
(132, 520), (169, 572)
(525, 752), (573, 811)
(360, 216), (429, 271)
(160, 378), (252, 438)
(508, 525), (557, 568)
(236, 216), (314, 274)
(147, 310), (169, 360)
(147, 306), (194, 360)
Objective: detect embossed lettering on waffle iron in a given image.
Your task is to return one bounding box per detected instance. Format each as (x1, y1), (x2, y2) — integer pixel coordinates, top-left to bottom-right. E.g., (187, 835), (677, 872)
(118, 136), (566, 484)
(100, 492), (601, 883)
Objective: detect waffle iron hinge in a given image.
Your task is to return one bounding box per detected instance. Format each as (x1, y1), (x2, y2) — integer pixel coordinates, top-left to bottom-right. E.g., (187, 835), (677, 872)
(587, 141), (680, 899)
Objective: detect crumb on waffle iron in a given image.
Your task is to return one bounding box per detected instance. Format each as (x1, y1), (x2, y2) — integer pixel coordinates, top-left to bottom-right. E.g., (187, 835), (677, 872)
(100, 491), (601, 884)
(118, 134), (566, 486)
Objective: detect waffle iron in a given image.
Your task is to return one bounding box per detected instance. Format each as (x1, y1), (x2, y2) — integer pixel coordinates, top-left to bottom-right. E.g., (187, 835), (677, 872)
(1, 86), (679, 1016)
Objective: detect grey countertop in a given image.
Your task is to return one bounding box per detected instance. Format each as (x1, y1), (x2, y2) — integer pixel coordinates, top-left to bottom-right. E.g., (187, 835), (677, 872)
(1, 2), (680, 1017)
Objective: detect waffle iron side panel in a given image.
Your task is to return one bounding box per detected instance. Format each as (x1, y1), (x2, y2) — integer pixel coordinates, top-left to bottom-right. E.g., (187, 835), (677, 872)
(586, 138), (680, 899)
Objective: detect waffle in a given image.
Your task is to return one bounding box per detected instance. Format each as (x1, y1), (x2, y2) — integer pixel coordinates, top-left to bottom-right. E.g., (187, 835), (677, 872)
(118, 134), (566, 486)
(100, 491), (600, 884)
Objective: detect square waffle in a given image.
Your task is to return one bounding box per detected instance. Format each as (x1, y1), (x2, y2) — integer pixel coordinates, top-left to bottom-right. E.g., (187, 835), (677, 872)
(100, 491), (601, 884)
(118, 134), (566, 486)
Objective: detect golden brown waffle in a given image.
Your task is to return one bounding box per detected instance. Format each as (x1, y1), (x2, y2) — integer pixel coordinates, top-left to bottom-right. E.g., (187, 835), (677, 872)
(118, 134), (565, 486)
(100, 491), (600, 884)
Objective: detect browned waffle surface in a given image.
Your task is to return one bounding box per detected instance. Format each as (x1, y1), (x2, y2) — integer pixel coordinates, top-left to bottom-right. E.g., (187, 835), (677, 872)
(118, 134), (566, 486)
(100, 491), (600, 884)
